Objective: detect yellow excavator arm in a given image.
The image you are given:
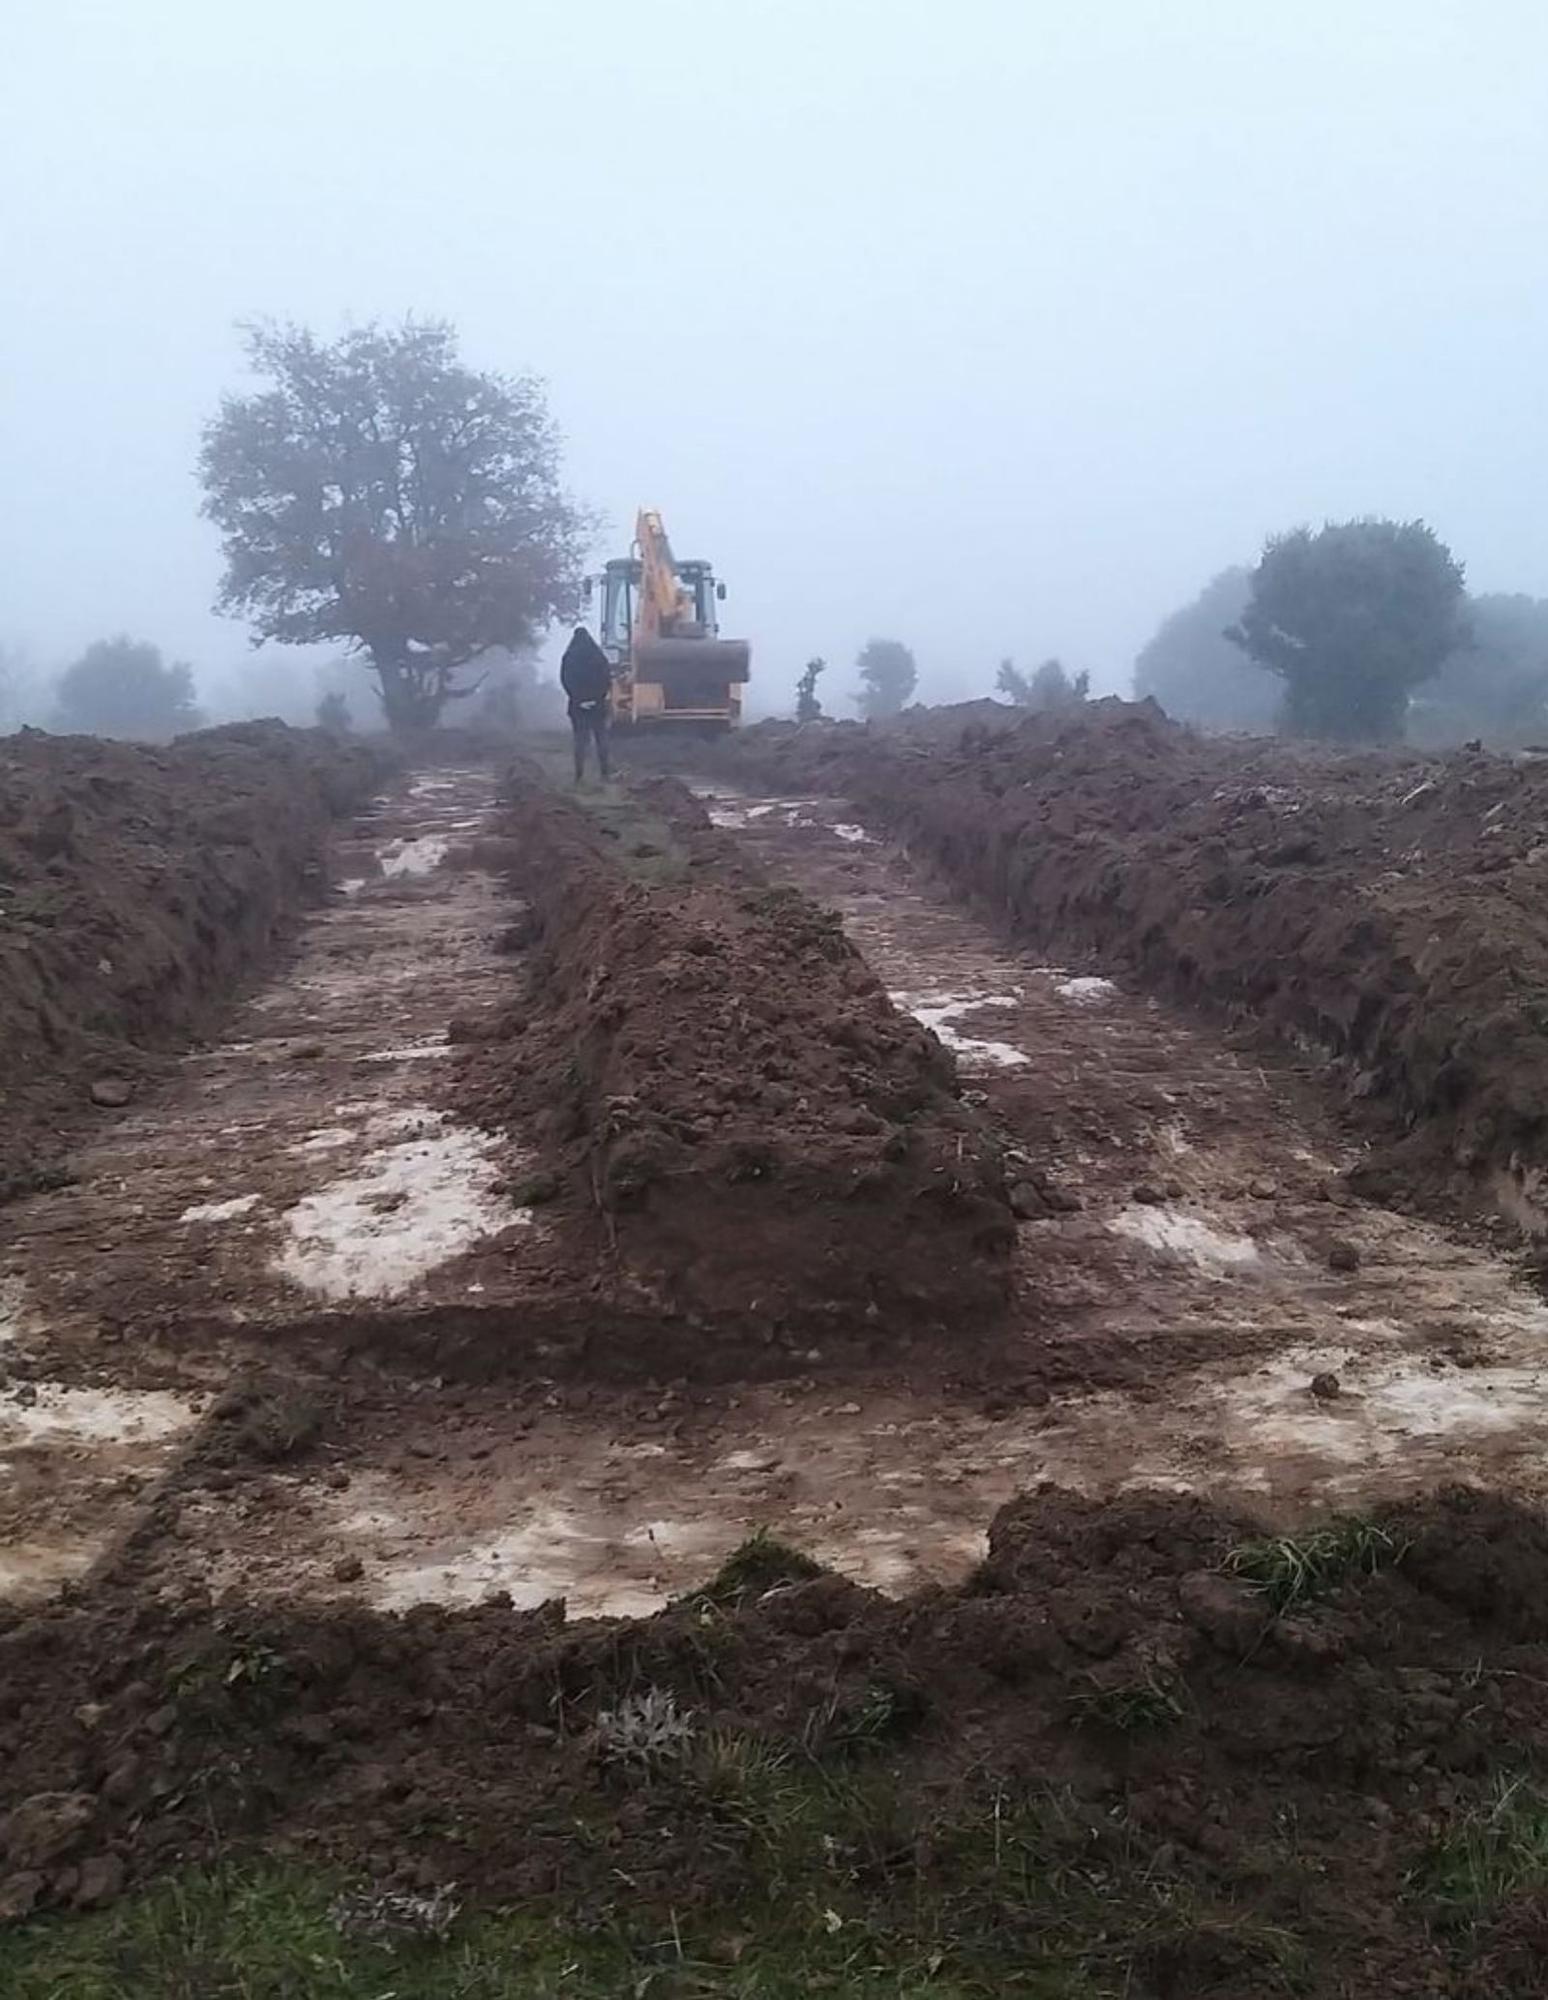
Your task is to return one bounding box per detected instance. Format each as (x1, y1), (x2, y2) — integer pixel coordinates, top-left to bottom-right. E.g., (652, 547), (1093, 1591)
(634, 509), (691, 645)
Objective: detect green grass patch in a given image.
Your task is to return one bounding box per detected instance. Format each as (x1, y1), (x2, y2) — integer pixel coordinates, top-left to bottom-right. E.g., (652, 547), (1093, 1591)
(678, 1732), (1300, 1994)
(0, 1763), (1307, 1999)
(1414, 1774), (1548, 1926)
(693, 1529), (824, 1608)
(1224, 1518), (1407, 1613)
(0, 1854), (1078, 1999)
(805, 1681), (923, 1759)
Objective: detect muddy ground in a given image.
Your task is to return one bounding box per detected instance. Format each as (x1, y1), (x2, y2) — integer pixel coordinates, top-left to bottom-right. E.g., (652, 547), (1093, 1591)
(5, 728), (1548, 1992)
(6, 1485), (1548, 1995)
(0, 723), (391, 1204)
(705, 701), (1548, 1225)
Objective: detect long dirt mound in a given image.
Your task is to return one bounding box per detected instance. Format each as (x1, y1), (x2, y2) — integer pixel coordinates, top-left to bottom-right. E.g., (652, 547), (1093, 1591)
(714, 701), (1548, 1220)
(0, 722), (392, 1203)
(454, 767), (1015, 1351)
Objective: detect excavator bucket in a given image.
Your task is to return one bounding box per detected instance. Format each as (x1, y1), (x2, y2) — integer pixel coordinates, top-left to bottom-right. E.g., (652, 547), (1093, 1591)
(633, 637), (751, 721)
(636, 636), (751, 683)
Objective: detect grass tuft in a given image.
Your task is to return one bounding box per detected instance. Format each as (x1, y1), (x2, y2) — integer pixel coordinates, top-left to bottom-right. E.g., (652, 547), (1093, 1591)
(1068, 1665), (1186, 1733)
(1414, 1774), (1548, 1925)
(695, 1528), (824, 1607)
(1224, 1517), (1407, 1612)
(803, 1680), (926, 1761)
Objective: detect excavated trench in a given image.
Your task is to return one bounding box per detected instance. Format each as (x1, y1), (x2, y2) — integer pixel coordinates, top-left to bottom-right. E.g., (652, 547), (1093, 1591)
(686, 777), (1548, 1515)
(12, 741), (1548, 1988)
(0, 764), (1032, 1624)
(6, 755), (1548, 1634)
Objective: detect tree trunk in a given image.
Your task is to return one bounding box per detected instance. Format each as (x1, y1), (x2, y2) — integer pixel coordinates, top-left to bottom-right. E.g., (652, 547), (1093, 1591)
(371, 650), (444, 733)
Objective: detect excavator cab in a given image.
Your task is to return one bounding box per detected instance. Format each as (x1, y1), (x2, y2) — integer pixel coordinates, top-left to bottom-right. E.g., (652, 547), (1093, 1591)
(596, 558), (637, 660)
(589, 512), (749, 730)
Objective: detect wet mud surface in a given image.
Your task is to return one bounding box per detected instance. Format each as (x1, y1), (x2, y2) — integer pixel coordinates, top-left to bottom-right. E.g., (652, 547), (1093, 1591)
(6, 730), (1548, 1989)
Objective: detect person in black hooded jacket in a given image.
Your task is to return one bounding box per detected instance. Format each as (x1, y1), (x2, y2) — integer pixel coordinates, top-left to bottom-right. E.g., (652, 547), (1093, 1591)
(560, 626), (613, 783)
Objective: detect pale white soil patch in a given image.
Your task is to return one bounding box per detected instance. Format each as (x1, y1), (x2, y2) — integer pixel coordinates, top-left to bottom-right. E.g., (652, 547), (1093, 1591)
(0, 768), (547, 1600)
(274, 1126), (527, 1302)
(894, 990), (1031, 1070)
(1055, 976), (1118, 1004)
(0, 1384), (192, 1448)
(379, 834), (451, 878)
(1109, 1204), (1264, 1274)
(180, 1192), (263, 1224)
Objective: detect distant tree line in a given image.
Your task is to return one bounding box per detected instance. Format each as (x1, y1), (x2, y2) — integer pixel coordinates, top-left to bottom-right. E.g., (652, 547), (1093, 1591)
(0, 635), (206, 742)
(788, 643), (1094, 725)
(1, 314), (588, 745)
(10, 304), (1539, 753)
(780, 640), (921, 723)
(0, 628), (568, 743)
(997, 657), (1090, 711)
(795, 657), (827, 722)
(1133, 518), (1548, 748)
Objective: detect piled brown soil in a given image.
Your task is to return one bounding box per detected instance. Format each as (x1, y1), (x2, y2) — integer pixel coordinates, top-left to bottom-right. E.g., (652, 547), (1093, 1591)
(0, 723), (392, 1202)
(712, 703), (1548, 1219)
(5, 1484), (1548, 1993)
(454, 767), (1014, 1350)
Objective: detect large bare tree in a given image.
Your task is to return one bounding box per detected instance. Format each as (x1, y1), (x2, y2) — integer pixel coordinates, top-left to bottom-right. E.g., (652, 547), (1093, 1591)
(200, 319), (590, 730)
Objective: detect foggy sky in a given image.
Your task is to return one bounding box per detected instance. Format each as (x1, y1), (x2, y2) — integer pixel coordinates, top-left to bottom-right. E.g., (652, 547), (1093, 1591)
(4, 0), (1547, 717)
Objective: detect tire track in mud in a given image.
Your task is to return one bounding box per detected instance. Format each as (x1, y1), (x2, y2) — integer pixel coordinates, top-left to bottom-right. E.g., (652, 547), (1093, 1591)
(692, 782), (1548, 1516)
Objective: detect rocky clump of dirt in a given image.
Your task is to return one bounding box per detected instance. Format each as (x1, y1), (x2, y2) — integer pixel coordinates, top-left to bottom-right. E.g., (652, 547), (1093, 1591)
(713, 702), (1548, 1222)
(454, 768), (1015, 1350)
(3, 1485), (1548, 1993)
(0, 722), (394, 1203)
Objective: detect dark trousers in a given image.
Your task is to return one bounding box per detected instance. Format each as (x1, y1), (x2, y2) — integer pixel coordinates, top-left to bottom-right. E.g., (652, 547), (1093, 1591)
(570, 703), (611, 780)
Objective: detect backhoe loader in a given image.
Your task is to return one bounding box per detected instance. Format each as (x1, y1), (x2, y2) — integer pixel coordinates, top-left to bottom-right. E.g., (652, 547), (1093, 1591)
(586, 510), (750, 730)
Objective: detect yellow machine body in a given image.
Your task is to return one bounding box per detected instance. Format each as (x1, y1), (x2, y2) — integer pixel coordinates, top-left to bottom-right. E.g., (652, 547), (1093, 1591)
(591, 510), (750, 730)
